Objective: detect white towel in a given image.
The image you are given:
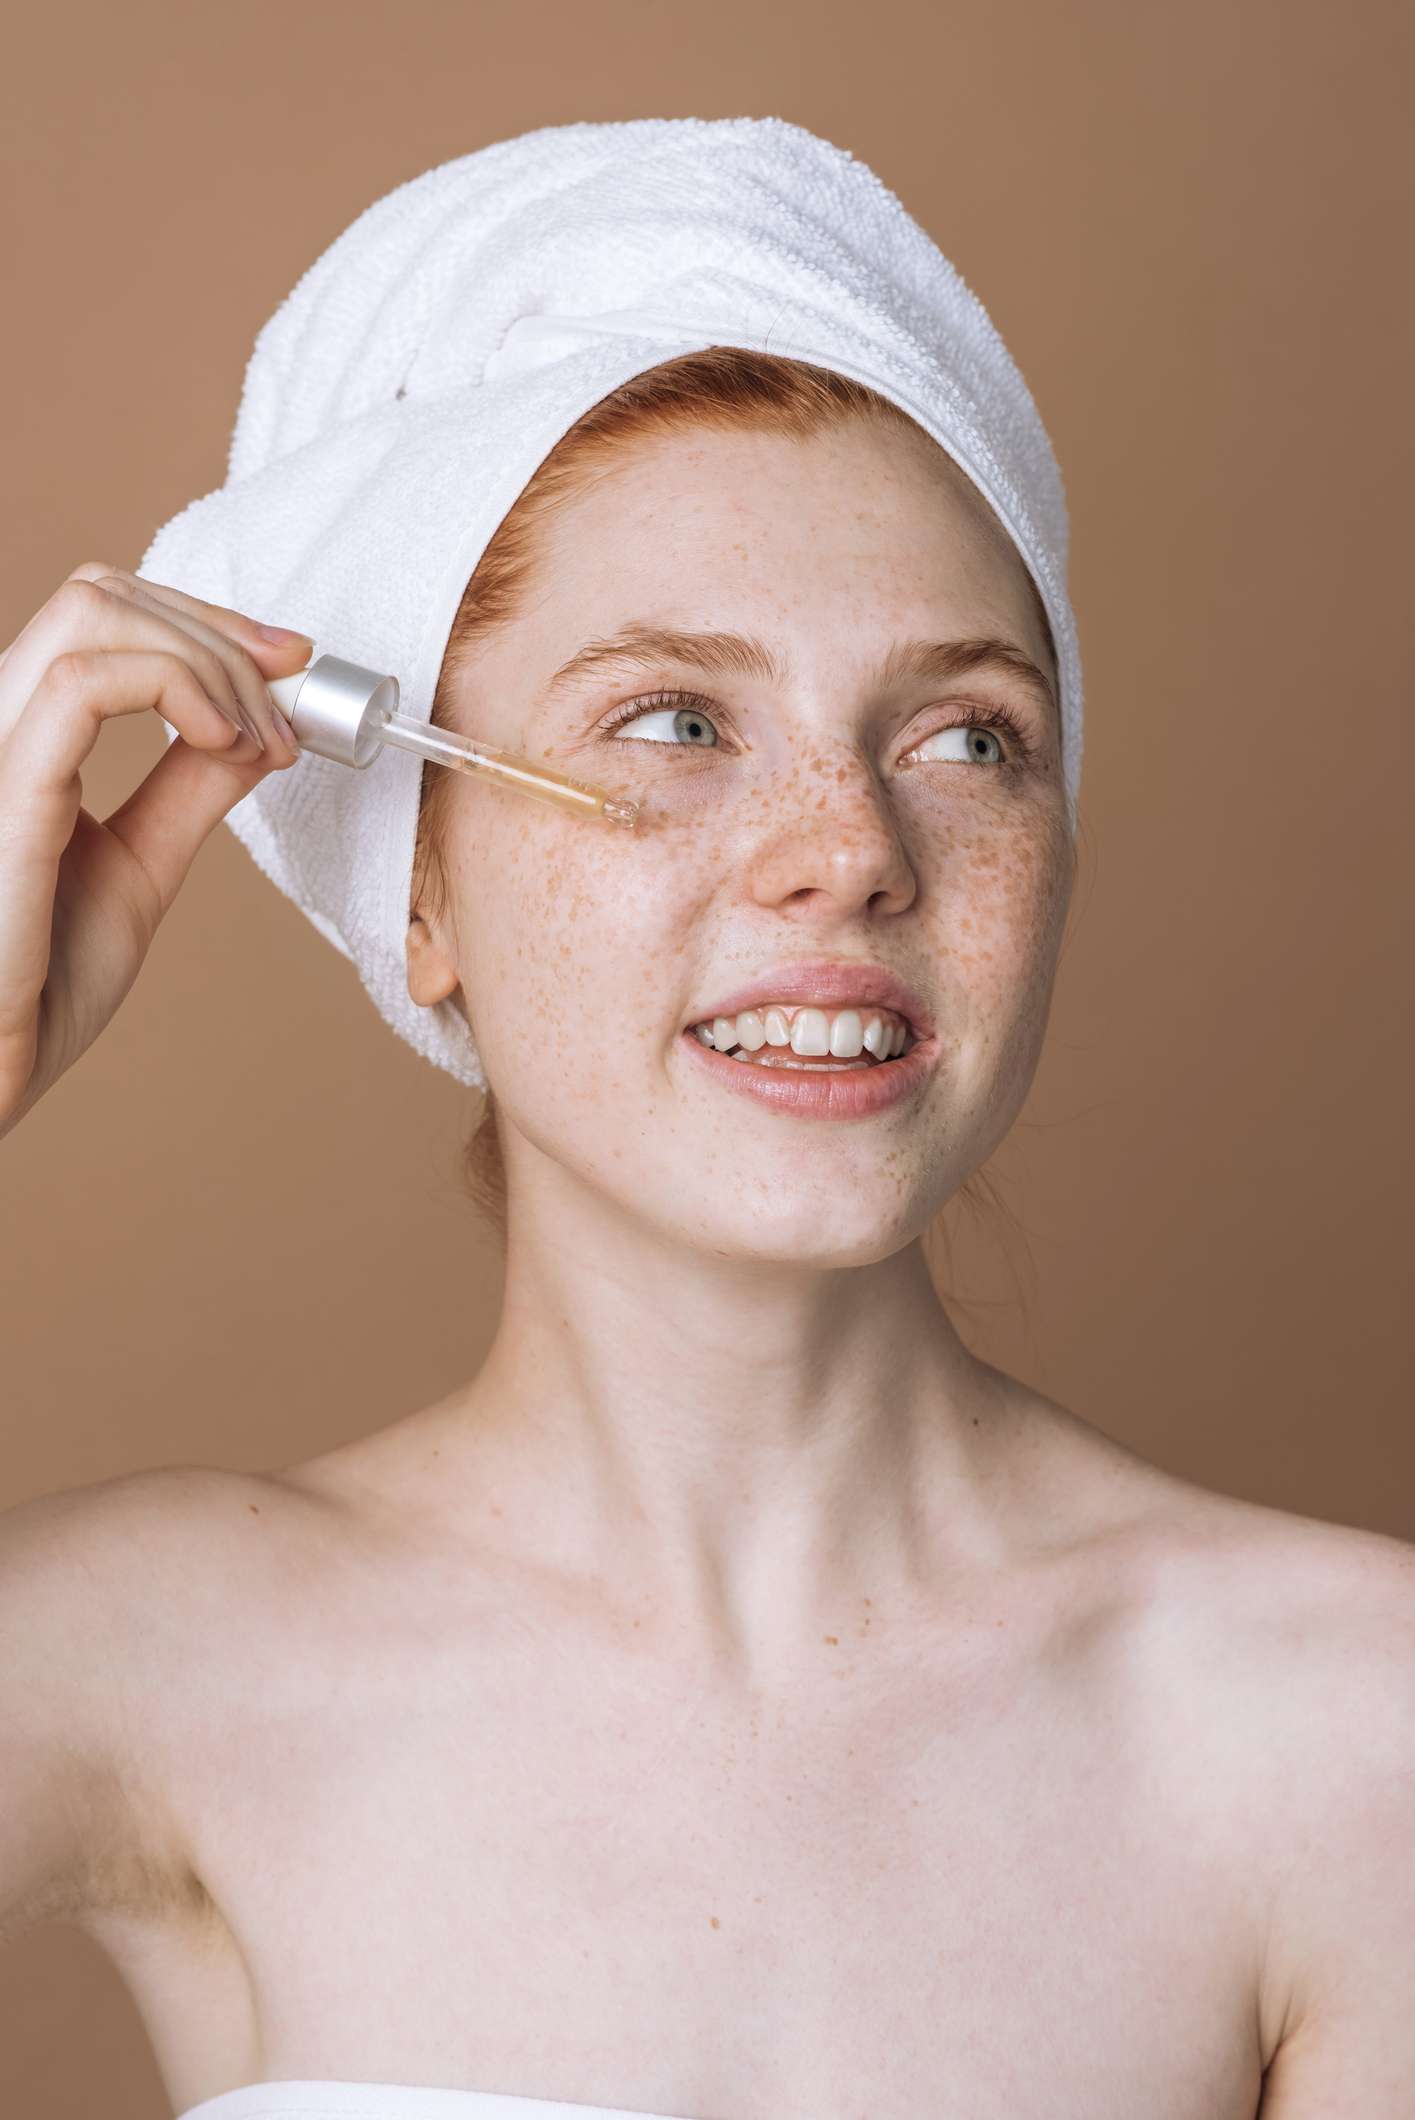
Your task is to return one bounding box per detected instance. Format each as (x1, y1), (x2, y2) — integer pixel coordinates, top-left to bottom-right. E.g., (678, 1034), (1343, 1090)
(137, 116), (1082, 1092)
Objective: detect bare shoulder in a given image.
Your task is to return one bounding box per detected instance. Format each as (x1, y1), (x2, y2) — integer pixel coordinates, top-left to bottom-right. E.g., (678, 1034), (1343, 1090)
(1000, 1374), (1415, 1809)
(1009, 1378), (1415, 2096)
(1191, 1487), (1415, 2044)
(1, 1458), (310, 1615)
(1147, 1457), (1415, 1774)
(19, 1456), (340, 1699)
(1001, 1372), (1415, 1647)
(1181, 1494), (1415, 2102)
(0, 1462), (304, 1937)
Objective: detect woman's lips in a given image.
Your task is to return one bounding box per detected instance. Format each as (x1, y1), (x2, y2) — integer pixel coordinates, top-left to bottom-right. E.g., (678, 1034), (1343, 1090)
(679, 1025), (941, 1118)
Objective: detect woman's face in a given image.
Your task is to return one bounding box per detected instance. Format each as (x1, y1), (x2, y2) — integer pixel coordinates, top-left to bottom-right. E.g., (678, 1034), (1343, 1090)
(414, 413), (1076, 1263)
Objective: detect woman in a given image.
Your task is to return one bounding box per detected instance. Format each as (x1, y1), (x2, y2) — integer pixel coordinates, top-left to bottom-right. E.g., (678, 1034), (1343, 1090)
(1, 121), (1411, 2120)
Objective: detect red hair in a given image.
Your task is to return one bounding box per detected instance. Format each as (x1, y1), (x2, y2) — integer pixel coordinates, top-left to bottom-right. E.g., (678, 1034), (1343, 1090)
(411, 347), (1053, 1308)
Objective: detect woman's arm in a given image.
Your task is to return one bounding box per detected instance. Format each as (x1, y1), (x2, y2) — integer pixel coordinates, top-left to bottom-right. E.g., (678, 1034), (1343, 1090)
(0, 1473), (185, 1945)
(1255, 1560), (1415, 2113)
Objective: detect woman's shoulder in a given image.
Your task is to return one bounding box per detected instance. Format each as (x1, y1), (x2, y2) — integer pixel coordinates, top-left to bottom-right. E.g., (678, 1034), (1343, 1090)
(993, 1378), (1415, 1762)
(0, 1462), (305, 1938)
(1101, 1449), (1415, 2098)
(1023, 1379), (1415, 1779)
(1005, 1373), (1414, 1609)
(0, 1460), (303, 1603)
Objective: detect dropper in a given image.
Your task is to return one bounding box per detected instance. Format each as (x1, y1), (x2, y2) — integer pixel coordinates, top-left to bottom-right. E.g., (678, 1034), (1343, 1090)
(265, 648), (640, 830)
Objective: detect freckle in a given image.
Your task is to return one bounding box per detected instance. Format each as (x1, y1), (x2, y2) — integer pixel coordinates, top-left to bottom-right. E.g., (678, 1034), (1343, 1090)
(248, 1504), (260, 1514)
(823, 1634), (838, 1646)
(710, 1915), (720, 1929)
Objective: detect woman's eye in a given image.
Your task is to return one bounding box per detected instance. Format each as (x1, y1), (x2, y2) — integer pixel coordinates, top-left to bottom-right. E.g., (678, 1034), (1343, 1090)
(906, 706), (1033, 768)
(602, 690), (723, 750)
(910, 724), (1006, 766)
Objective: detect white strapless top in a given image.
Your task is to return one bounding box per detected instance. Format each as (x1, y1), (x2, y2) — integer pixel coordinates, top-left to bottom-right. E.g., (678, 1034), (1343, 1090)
(176, 2082), (697, 2120)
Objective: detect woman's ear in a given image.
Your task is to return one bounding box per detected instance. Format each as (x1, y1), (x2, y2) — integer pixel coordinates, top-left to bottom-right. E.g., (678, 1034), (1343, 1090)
(406, 911), (461, 1008)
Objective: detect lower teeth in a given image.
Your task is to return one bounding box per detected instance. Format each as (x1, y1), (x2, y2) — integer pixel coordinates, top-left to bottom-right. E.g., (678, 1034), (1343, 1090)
(729, 1052), (876, 1070)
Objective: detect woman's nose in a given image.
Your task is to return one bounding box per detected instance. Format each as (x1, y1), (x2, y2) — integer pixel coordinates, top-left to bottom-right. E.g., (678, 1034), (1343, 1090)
(748, 751), (917, 917)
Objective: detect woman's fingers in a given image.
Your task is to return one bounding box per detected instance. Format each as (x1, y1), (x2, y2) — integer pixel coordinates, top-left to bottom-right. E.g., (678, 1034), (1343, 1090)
(99, 715), (280, 919)
(71, 565), (310, 755)
(1, 574), (251, 757)
(64, 568), (303, 758)
(0, 563), (311, 1132)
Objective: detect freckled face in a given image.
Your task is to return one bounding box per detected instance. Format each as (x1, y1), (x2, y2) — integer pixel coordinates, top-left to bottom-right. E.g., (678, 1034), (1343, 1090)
(430, 416), (1076, 1264)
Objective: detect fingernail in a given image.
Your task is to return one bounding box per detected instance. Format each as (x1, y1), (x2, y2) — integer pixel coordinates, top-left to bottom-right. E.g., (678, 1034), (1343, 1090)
(256, 623), (314, 651)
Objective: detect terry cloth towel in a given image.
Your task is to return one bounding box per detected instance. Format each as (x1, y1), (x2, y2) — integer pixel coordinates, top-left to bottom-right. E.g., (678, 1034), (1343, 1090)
(137, 115), (1083, 1093)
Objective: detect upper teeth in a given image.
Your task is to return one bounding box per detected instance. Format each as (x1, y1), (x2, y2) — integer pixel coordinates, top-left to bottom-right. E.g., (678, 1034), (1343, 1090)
(692, 1004), (910, 1059)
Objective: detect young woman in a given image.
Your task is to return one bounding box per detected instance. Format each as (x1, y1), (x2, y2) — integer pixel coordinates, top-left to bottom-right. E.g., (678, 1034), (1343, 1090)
(2, 158), (1412, 2120)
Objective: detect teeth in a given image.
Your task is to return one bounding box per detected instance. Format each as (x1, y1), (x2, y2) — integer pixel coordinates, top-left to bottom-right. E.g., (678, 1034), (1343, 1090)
(831, 1010), (866, 1058)
(694, 1002), (913, 1062)
(790, 1008), (833, 1057)
(733, 1052), (871, 1070)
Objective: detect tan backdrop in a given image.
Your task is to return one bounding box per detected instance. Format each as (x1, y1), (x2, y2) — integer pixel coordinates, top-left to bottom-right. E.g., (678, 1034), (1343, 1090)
(2, 0), (1411, 2110)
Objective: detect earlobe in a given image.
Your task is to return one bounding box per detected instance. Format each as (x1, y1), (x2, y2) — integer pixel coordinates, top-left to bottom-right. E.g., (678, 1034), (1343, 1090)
(405, 914), (461, 1009)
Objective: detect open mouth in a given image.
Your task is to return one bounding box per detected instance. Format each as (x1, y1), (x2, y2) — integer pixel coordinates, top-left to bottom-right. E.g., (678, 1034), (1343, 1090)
(680, 1014), (939, 1120)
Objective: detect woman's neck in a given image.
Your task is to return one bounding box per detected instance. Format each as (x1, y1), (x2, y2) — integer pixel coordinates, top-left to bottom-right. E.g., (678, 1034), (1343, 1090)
(437, 1194), (1025, 1678)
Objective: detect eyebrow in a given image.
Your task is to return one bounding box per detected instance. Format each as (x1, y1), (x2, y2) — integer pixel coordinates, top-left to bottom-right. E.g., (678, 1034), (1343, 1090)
(544, 624), (1059, 722)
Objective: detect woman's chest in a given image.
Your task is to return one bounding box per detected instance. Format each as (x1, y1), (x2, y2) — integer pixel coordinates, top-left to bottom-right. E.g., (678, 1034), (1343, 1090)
(94, 1610), (1267, 2120)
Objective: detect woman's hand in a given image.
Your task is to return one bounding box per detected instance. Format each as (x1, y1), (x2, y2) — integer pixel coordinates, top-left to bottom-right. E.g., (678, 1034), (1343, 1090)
(0, 563), (310, 1138)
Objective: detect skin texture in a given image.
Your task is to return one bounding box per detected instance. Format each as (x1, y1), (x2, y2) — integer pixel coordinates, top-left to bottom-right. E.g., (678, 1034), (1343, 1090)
(400, 415), (1078, 1665)
(28, 416), (1415, 2120)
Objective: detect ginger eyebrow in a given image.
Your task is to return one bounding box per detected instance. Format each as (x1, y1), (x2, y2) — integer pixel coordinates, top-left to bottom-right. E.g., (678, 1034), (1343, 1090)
(546, 625), (786, 692)
(544, 625), (1058, 723)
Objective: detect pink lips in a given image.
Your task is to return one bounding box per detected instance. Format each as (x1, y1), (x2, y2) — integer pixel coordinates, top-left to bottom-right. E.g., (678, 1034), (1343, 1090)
(688, 959), (935, 1040)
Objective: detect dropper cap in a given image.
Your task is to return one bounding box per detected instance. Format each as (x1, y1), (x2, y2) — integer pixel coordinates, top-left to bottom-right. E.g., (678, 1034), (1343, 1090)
(265, 645), (640, 830)
(266, 649), (396, 768)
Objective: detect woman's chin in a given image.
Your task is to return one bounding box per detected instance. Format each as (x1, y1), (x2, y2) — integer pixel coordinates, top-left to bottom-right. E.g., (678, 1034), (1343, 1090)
(631, 1188), (932, 1269)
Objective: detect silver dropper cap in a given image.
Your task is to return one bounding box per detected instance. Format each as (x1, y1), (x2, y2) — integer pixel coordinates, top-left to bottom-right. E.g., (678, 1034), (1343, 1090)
(267, 650), (398, 769)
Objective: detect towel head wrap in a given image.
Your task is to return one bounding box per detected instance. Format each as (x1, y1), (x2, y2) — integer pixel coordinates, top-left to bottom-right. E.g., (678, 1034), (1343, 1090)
(137, 115), (1083, 1093)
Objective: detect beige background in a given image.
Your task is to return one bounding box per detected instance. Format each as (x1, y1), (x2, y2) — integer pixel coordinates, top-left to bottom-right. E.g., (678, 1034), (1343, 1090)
(2, 0), (1412, 2110)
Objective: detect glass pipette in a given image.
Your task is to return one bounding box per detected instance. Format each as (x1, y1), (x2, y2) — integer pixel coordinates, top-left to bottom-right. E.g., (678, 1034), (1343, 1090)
(266, 648), (640, 831)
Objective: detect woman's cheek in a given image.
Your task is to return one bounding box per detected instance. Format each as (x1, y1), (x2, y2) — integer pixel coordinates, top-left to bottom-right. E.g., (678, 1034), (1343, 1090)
(952, 817), (1075, 1104)
(475, 813), (700, 1038)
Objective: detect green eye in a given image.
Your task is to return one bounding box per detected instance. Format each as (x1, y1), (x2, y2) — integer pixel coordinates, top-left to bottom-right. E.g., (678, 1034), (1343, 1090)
(911, 723), (1005, 765)
(906, 703), (1033, 767)
(601, 690), (723, 751)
